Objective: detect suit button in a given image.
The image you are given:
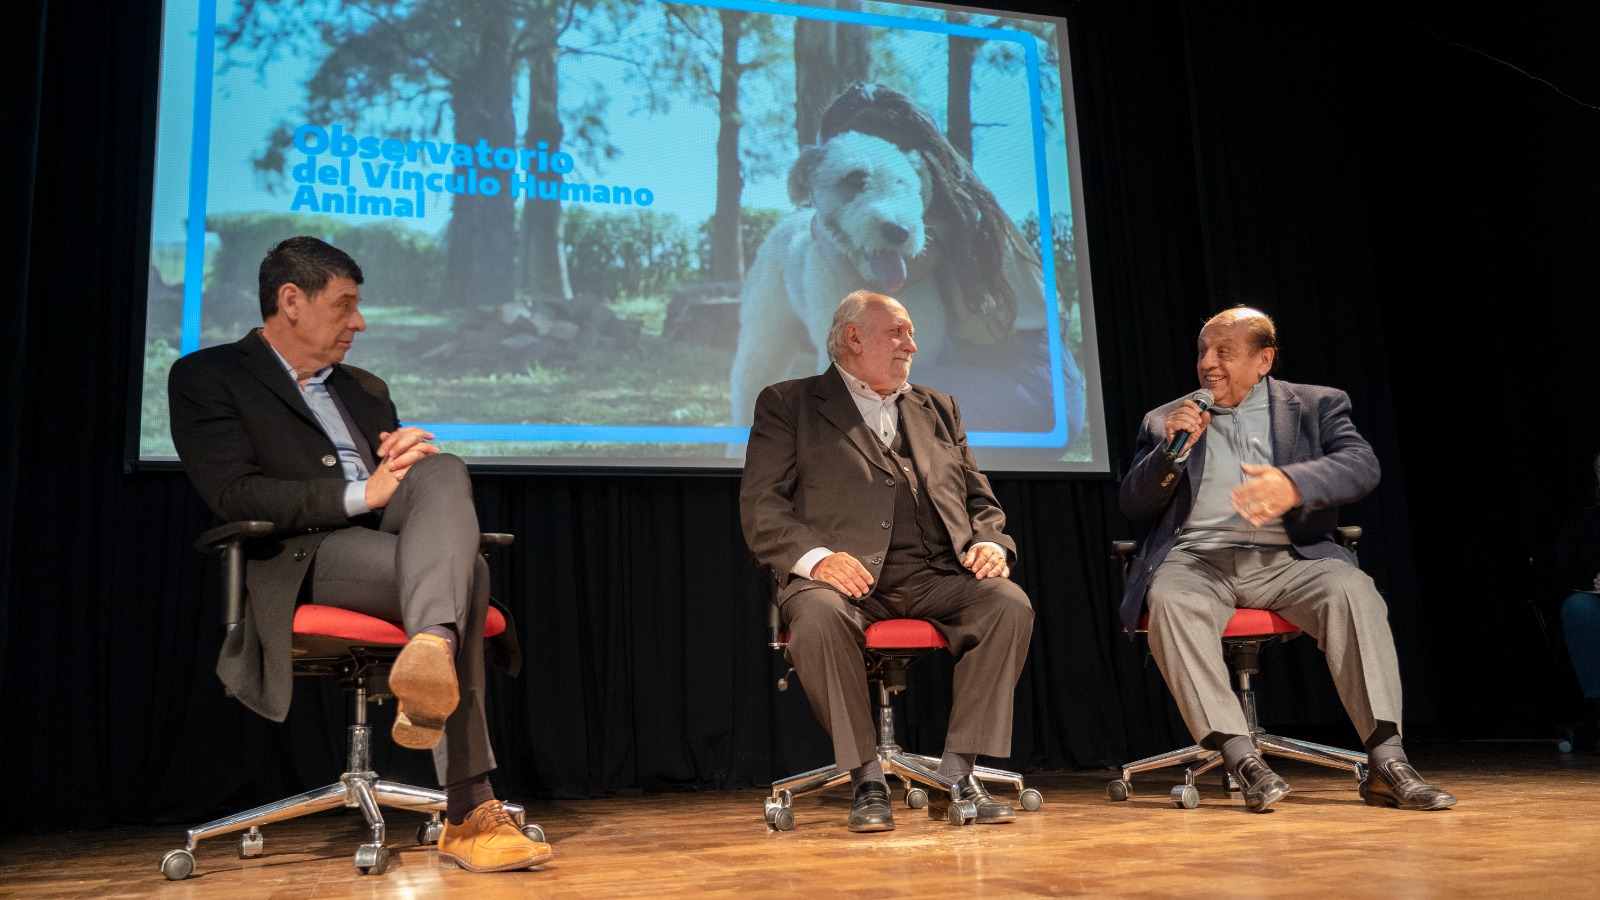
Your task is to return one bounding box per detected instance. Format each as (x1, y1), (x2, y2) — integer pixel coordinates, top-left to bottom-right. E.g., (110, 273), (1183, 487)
(293, 549), (308, 561)
(881, 521), (891, 529)
(885, 477), (895, 486)
(870, 557), (883, 565)
(321, 454), (337, 467)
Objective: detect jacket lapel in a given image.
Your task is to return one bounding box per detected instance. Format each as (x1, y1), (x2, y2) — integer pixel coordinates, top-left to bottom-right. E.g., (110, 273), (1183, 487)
(1267, 377), (1302, 463)
(815, 367), (895, 477)
(237, 328), (321, 430)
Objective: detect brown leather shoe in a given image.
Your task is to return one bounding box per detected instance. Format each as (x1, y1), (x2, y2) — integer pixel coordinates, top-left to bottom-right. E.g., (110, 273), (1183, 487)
(1359, 759), (1457, 810)
(439, 799), (553, 872)
(388, 634), (458, 750)
(1226, 753), (1291, 813)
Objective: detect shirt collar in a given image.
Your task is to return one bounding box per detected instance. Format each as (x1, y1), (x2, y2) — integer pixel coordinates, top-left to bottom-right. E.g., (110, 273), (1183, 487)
(1211, 377), (1269, 416)
(263, 333), (333, 386)
(835, 363), (909, 404)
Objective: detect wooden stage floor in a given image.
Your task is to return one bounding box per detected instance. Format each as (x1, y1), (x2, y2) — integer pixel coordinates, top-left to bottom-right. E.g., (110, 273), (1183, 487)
(4, 740), (1597, 898)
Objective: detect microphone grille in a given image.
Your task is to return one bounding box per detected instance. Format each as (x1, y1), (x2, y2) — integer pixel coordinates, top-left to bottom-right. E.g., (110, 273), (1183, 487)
(1191, 388), (1215, 409)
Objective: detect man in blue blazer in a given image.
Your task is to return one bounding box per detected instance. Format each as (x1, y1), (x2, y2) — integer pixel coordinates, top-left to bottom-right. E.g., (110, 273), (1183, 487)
(168, 236), (550, 871)
(1120, 305), (1454, 812)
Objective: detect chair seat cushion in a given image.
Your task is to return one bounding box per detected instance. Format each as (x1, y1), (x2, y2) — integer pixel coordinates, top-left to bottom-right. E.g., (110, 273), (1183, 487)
(864, 618), (948, 649)
(293, 604), (508, 644)
(1136, 608), (1300, 638)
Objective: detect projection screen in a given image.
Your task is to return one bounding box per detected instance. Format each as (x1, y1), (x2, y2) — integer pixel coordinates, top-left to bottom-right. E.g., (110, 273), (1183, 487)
(135, 0), (1106, 473)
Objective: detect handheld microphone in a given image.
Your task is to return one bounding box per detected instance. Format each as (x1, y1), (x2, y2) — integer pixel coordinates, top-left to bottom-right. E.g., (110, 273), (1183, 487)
(1164, 389), (1215, 460)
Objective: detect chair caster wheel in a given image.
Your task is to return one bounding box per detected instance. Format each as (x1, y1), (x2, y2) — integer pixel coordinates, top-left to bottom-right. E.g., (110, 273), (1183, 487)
(904, 787), (929, 809)
(1019, 788), (1044, 811)
(1107, 780), (1131, 802)
(418, 818), (444, 846)
(1171, 784), (1199, 809)
(353, 843), (390, 876)
(765, 798), (795, 832)
(946, 798), (978, 826)
(1558, 737), (1575, 754)
(160, 849), (195, 881)
(521, 823), (546, 843)
(238, 829), (264, 858)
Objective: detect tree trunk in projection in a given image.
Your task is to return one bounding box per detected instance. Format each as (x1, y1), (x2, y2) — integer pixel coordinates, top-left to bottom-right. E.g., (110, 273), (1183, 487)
(945, 13), (978, 162)
(793, 1), (869, 151)
(444, 0), (517, 311)
(521, 22), (573, 303)
(710, 8), (747, 285)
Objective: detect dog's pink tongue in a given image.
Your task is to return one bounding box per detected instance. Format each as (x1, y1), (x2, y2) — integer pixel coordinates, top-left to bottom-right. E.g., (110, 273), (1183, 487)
(868, 252), (907, 293)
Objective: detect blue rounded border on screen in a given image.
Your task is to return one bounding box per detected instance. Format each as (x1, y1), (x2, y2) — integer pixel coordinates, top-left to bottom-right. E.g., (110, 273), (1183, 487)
(411, 424), (1063, 448)
(175, 0), (1072, 449)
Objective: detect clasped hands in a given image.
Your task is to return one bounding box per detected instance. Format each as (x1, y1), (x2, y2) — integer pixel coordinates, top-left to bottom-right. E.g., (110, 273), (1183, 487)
(810, 544), (1010, 600)
(363, 426), (440, 509)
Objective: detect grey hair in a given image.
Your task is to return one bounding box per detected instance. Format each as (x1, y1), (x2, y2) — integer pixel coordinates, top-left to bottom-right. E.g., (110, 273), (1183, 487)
(825, 289), (884, 360)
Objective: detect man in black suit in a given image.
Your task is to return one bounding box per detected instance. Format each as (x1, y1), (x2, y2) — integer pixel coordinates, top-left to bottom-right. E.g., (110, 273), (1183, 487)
(168, 236), (548, 872)
(740, 290), (1034, 832)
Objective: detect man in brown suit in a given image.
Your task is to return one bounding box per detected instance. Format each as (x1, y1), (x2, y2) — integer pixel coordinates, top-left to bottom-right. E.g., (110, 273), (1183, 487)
(740, 290), (1034, 833)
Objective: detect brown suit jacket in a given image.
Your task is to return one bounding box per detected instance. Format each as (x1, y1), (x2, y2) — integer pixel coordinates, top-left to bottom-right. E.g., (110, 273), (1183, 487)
(739, 366), (1014, 603)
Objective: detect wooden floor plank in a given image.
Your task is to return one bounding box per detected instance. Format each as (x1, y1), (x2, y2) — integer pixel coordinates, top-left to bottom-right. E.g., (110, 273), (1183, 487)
(3, 741), (1598, 898)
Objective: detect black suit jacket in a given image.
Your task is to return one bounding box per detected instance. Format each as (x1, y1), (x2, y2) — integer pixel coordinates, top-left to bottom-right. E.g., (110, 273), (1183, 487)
(739, 366), (1015, 604)
(168, 328), (399, 721)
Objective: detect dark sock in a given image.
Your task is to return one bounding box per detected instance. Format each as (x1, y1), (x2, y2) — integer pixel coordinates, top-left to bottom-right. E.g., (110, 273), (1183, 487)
(936, 751), (977, 781)
(422, 623), (459, 658)
(445, 772), (496, 825)
(1217, 734), (1257, 771)
(849, 759), (886, 790)
(1365, 722), (1407, 765)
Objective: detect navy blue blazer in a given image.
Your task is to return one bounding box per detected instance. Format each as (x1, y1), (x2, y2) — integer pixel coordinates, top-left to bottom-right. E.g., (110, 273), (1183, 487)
(1116, 377), (1379, 633)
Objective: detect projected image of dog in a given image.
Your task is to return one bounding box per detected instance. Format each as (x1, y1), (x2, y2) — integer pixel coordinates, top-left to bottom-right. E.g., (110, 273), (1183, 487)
(729, 82), (1084, 442)
(728, 130), (944, 428)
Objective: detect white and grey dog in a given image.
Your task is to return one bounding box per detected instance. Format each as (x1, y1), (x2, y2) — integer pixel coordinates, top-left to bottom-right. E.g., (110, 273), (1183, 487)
(727, 130), (953, 430)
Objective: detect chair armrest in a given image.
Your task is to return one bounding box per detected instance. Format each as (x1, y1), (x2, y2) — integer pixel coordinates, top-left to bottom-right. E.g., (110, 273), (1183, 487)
(768, 601), (785, 649)
(480, 532), (515, 549)
(195, 521), (274, 631)
(1336, 525), (1361, 551)
(194, 520), (275, 554)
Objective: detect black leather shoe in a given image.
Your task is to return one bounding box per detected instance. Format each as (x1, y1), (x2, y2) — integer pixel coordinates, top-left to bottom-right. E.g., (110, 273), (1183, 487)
(847, 781), (894, 833)
(1226, 753), (1291, 812)
(1359, 759), (1457, 810)
(928, 774), (1017, 824)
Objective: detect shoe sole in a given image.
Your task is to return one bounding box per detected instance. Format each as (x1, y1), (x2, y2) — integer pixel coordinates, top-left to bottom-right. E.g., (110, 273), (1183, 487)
(1246, 783), (1291, 812)
(389, 635), (459, 750)
(928, 805), (1016, 824)
(439, 849), (554, 872)
(1361, 791), (1457, 811)
(847, 821), (895, 833)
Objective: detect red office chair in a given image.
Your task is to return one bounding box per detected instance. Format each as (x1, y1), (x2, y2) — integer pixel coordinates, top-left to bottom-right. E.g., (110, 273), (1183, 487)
(762, 599), (1043, 831)
(160, 520), (542, 880)
(1105, 527), (1369, 809)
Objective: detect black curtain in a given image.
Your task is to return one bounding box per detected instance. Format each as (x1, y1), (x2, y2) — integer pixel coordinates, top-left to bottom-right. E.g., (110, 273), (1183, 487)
(6, 0), (1599, 834)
